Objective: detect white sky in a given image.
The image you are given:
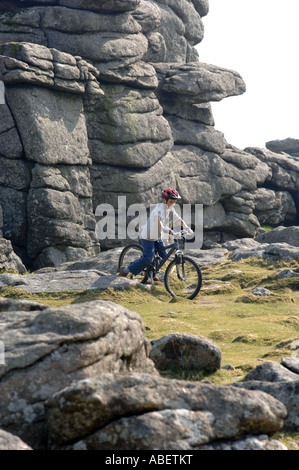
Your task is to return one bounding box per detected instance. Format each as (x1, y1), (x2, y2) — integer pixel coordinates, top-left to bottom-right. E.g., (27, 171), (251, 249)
(197, 0), (299, 150)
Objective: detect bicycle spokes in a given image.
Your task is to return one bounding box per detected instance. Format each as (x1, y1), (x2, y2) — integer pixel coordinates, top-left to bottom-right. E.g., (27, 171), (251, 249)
(118, 243), (147, 282)
(165, 256), (202, 299)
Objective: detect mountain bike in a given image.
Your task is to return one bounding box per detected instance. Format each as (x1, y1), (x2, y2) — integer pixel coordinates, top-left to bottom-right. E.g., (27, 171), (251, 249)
(118, 230), (202, 300)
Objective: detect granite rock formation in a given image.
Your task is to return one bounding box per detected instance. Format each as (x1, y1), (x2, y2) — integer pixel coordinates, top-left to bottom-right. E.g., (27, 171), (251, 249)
(0, 0), (298, 269)
(44, 372), (287, 450)
(266, 137), (299, 158)
(0, 297), (156, 448)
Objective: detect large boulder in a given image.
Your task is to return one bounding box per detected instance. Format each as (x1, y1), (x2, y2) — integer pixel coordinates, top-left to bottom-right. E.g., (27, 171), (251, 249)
(0, 430), (32, 451)
(0, 238), (27, 273)
(266, 137), (299, 157)
(45, 372), (287, 450)
(255, 226), (299, 247)
(150, 333), (221, 372)
(252, 188), (297, 226)
(246, 147), (299, 192)
(246, 361), (299, 383)
(0, 298), (156, 448)
(155, 62), (246, 104)
(234, 360), (299, 432)
(0, 42), (101, 268)
(228, 240), (299, 262)
(84, 83), (173, 169)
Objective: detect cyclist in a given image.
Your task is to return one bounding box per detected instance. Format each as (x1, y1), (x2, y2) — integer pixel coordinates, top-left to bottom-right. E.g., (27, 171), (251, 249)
(119, 188), (193, 278)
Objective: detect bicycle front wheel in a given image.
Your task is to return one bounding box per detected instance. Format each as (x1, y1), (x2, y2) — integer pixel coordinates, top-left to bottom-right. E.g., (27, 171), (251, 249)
(164, 255), (202, 300)
(118, 243), (147, 282)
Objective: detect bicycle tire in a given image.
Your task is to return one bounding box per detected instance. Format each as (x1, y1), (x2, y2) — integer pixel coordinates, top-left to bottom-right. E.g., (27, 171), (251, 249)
(118, 243), (148, 283)
(164, 255), (202, 300)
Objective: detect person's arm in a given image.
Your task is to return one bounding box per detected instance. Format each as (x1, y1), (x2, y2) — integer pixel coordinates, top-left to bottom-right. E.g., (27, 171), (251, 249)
(172, 208), (193, 234)
(154, 215), (173, 235)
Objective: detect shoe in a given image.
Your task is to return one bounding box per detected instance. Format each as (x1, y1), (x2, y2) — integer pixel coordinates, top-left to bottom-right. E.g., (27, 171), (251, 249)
(153, 276), (159, 282)
(119, 266), (128, 277)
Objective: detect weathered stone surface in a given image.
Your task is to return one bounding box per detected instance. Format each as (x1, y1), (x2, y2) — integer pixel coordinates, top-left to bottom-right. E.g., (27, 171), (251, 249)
(246, 147), (299, 192)
(0, 205), (2, 238)
(0, 156), (30, 190)
(60, 0), (141, 12)
(162, 101), (215, 125)
(49, 30), (148, 66)
(0, 1), (297, 266)
(31, 164), (93, 198)
(0, 429), (32, 450)
(0, 238), (27, 273)
(0, 298), (156, 448)
(155, 62), (246, 104)
(5, 86), (90, 165)
(150, 333), (221, 371)
(45, 372), (287, 450)
(165, 114), (226, 154)
(228, 241), (299, 262)
(26, 186), (96, 261)
(281, 357), (299, 374)
(0, 42), (102, 94)
(171, 147), (254, 206)
(232, 357), (299, 432)
(246, 361), (299, 383)
(152, 0), (204, 62)
(277, 269), (299, 279)
(91, 152), (176, 211)
(253, 188), (297, 226)
(40, 6), (141, 34)
(0, 105), (23, 159)
(0, 187), (28, 247)
(84, 84), (173, 168)
(0, 42), (100, 267)
(199, 435), (287, 450)
(234, 379), (299, 432)
(43, 247), (125, 275)
(266, 137), (299, 157)
(192, 0), (209, 17)
(0, 270), (140, 292)
(132, 0), (162, 34)
(255, 226), (299, 247)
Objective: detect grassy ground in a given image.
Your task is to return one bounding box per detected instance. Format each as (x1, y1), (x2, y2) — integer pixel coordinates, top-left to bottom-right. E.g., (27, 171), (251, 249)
(1, 257), (298, 373)
(1, 256), (298, 449)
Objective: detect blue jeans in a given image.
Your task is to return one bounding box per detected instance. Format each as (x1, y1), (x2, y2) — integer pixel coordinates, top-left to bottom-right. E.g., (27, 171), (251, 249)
(128, 239), (167, 276)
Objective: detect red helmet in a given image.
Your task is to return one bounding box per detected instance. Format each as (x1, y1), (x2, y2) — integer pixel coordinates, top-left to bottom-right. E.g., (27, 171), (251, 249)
(162, 188), (181, 199)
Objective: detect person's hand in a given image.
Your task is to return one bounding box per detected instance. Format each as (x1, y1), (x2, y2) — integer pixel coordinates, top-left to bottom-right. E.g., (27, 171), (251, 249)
(186, 227), (194, 236)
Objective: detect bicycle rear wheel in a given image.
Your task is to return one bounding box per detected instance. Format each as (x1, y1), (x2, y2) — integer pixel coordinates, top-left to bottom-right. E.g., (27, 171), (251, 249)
(118, 243), (147, 282)
(164, 255), (202, 299)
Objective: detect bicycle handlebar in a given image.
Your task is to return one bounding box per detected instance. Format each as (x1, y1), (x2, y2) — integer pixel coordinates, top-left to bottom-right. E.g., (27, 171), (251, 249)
(173, 228), (193, 238)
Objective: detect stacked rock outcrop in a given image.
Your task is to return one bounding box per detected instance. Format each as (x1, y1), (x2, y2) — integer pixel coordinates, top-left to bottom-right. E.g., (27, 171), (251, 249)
(0, 0), (298, 269)
(266, 137), (299, 158)
(0, 297), (288, 450)
(0, 38), (103, 269)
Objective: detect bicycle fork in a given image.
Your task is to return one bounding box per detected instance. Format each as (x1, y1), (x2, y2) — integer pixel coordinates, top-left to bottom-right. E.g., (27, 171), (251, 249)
(174, 251), (186, 281)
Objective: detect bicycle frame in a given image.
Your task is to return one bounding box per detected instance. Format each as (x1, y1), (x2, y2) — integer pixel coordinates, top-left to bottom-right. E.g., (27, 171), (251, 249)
(148, 234), (186, 283)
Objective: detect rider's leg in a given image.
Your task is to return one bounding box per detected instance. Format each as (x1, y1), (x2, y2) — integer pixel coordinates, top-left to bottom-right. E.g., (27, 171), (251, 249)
(123, 239), (155, 276)
(155, 238), (167, 260)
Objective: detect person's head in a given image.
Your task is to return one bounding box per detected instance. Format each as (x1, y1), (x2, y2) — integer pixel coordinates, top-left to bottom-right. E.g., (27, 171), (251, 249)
(161, 188), (181, 207)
